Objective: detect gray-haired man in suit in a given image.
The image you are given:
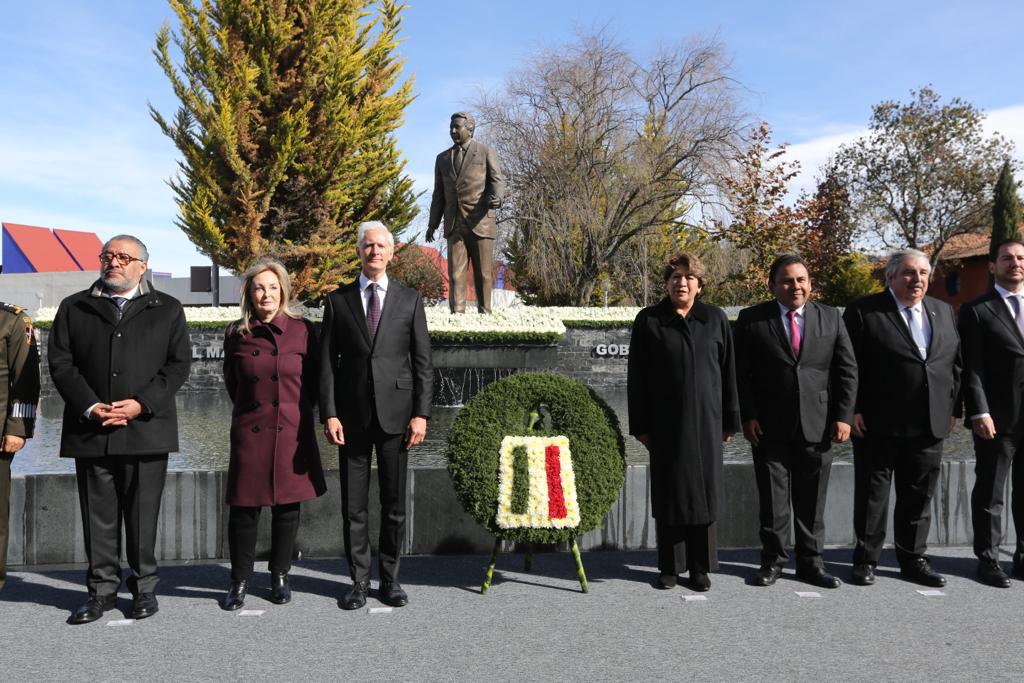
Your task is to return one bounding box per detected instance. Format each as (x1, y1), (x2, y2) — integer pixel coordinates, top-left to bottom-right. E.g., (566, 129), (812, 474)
(427, 112), (505, 313)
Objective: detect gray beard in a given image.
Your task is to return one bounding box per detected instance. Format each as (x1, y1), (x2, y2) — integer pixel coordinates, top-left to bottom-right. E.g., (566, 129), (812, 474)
(101, 274), (139, 293)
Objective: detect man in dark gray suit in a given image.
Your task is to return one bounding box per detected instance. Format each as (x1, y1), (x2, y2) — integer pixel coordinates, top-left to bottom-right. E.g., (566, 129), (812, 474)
(735, 255), (857, 589)
(959, 239), (1024, 587)
(844, 248), (961, 587)
(320, 221), (433, 610)
(427, 112), (505, 313)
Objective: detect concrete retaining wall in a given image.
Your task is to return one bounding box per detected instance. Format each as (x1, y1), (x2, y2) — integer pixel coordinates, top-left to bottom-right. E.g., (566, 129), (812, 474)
(7, 459), (1005, 568)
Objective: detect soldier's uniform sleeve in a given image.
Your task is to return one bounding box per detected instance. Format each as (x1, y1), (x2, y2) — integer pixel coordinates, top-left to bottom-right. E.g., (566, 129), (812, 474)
(1, 304), (41, 439)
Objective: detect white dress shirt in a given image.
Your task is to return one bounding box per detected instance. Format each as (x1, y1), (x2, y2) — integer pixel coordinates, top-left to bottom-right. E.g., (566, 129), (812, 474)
(889, 288), (931, 358)
(777, 301), (806, 344)
(358, 272), (389, 315)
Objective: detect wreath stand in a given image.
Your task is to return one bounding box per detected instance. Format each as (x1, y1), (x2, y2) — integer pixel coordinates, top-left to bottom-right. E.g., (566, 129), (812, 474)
(480, 538), (589, 594)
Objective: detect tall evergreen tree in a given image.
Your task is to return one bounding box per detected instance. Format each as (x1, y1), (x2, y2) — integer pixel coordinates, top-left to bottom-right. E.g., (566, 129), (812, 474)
(151, 0), (418, 298)
(991, 159), (1022, 256)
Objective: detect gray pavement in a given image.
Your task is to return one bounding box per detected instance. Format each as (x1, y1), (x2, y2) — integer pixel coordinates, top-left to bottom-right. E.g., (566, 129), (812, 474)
(2, 546), (1024, 681)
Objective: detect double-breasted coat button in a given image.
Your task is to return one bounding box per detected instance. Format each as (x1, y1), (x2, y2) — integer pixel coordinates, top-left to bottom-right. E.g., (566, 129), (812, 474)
(272, 400), (279, 407)
(251, 425), (260, 433)
(271, 350), (278, 356)
(277, 426), (283, 432)
(271, 374), (279, 382)
(252, 350), (260, 356)
(115, 332), (123, 338)
(251, 376), (259, 383)
(112, 371), (119, 377)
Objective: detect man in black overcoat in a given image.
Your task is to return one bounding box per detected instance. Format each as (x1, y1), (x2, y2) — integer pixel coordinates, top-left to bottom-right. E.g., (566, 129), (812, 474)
(844, 248), (961, 587)
(319, 221), (433, 609)
(958, 238), (1024, 587)
(735, 255), (857, 589)
(49, 235), (191, 623)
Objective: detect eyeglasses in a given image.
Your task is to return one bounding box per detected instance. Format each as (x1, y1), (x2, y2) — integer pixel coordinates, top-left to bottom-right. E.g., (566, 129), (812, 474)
(99, 251), (145, 266)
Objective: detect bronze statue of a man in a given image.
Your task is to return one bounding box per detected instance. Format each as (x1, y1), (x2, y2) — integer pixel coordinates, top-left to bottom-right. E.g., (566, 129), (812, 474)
(427, 112), (505, 313)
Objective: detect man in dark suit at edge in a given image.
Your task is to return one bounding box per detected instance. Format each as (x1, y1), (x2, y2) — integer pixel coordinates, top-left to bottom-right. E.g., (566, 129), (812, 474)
(736, 255), (858, 589)
(319, 221), (433, 610)
(959, 239), (1024, 587)
(844, 248), (961, 587)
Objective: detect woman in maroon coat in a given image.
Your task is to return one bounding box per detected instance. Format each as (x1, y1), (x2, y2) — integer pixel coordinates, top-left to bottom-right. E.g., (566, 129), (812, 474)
(221, 259), (326, 610)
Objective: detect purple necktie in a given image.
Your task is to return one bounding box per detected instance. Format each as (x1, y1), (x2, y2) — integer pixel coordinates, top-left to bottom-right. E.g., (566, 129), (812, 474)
(787, 309), (801, 357)
(366, 283), (381, 338)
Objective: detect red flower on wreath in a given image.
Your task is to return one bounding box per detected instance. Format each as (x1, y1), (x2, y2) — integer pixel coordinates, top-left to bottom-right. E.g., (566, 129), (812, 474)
(545, 444), (567, 519)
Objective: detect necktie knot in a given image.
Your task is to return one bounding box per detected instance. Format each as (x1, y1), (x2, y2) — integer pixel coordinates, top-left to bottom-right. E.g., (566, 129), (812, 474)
(111, 296), (128, 319)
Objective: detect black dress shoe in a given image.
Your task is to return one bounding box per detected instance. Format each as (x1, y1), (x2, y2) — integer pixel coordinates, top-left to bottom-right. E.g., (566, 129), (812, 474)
(132, 593), (159, 619)
(379, 581), (408, 607)
(68, 595), (117, 625)
(752, 564), (783, 587)
(900, 557), (946, 587)
(340, 581), (369, 610)
(850, 563), (876, 586)
(656, 574), (677, 589)
(796, 566), (841, 589)
(221, 580), (248, 611)
(689, 572), (711, 592)
(977, 560), (1011, 588)
(270, 573), (291, 605)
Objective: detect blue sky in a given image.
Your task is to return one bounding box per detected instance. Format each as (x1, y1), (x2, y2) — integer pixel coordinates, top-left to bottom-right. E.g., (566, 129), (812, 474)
(1, 0), (1022, 276)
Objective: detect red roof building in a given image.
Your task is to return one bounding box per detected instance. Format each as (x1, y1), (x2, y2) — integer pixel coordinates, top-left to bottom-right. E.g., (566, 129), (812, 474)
(1, 222), (104, 274)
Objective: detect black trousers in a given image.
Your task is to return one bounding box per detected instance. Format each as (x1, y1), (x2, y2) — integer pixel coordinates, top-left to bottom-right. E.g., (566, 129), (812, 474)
(339, 415), (407, 584)
(228, 503), (301, 582)
(0, 453), (12, 590)
(852, 436), (942, 567)
(753, 439), (832, 569)
(75, 453), (168, 597)
(971, 433), (1024, 563)
(656, 521), (713, 575)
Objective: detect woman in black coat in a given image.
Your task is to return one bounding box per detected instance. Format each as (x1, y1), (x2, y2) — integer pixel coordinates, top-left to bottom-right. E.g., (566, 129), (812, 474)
(220, 259), (326, 610)
(627, 252), (740, 591)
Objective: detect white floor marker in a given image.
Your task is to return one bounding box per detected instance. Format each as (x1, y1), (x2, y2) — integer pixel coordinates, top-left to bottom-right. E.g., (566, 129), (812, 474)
(795, 591), (822, 598)
(682, 595), (708, 602)
(238, 610), (265, 616)
(917, 590), (945, 596)
(106, 619), (134, 626)
(368, 606), (394, 614)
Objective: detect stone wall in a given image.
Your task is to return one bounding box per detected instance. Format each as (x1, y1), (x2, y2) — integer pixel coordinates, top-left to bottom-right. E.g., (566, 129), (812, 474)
(7, 459), (1001, 567)
(37, 327), (635, 402)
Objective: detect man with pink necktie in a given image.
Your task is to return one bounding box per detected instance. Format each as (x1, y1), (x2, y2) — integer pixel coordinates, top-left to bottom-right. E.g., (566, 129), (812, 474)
(735, 255), (858, 589)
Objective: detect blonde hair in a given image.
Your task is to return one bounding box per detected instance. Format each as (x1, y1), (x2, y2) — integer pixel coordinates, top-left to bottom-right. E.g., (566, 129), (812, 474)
(235, 258), (300, 336)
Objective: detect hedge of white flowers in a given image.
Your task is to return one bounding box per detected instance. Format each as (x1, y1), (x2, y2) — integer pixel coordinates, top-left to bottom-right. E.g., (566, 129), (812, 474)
(32, 303), (637, 340)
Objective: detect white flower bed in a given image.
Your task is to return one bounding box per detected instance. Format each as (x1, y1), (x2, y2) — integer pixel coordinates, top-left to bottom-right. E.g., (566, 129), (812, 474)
(33, 302), (640, 333)
(424, 306), (565, 335)
(543, 306), (640, 324)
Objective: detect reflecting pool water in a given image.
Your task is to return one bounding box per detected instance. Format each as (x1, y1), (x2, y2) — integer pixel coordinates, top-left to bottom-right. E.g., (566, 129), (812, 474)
(12, 389), (975, 474)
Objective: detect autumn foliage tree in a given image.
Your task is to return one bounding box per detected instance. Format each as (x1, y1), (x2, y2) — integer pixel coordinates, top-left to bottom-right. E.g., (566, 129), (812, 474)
(150, 0), (418, 298)
(715, 122), (804, 301)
